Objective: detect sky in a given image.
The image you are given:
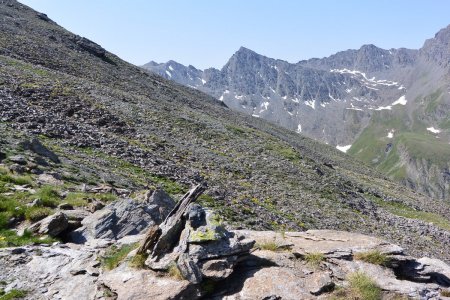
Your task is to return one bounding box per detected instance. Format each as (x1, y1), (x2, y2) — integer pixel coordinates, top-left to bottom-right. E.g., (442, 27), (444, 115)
(19, 0), (450, 69)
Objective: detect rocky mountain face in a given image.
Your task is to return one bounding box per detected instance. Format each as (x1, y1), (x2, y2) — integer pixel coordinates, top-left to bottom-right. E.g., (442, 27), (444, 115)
(143, 26), (450, 201)
(2, 0), (450, 297)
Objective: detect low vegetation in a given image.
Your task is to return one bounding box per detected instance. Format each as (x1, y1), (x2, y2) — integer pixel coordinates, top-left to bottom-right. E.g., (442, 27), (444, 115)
(304, 252), (325, 267)
(256, 240), (279, 251)
(101, 243), (138, 270)
(354, 250), (390, 266)
(167, 263), (184, 281)
(129, 253), (147, 269)
(0, 230), (56, 248)
(332, 271), (382, 300)
(0, 289), (27, 300)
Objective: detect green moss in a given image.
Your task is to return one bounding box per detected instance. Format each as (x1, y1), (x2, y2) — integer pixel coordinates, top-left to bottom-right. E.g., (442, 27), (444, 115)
(190, 228), (220, 242)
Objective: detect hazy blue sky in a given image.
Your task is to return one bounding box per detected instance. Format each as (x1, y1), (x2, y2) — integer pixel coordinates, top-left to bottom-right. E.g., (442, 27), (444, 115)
(19, 0), (450, 69)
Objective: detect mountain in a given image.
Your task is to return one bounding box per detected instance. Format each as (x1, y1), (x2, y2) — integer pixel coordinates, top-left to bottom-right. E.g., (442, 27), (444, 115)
(2, 0), (450, 265)
(142, 28), (450, 201)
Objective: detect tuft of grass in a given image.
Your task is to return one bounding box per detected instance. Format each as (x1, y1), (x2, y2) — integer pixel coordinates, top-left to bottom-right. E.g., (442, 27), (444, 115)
(441, 289), (450, 297)
(94, 193), (117, 202)
(64, 192), (89, 207)
(304, 252), (325, 267)
(354, 250), (390, 266)
(101, 243), (138, 270)
(167, 263), (184, 281)
(0, 289), (27, 300)
(0, 229), (56, 248)
(129, 253), (147, 269)
(343, 272), (382, 300)
(257, 241), (279, 251)
(35, 185), (60, 207)
(24, 207), (53, 222)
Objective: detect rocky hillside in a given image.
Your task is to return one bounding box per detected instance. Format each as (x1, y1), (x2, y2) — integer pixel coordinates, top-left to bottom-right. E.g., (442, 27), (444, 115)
(2, 0), (450, 275)
(143, 26), (450, 201)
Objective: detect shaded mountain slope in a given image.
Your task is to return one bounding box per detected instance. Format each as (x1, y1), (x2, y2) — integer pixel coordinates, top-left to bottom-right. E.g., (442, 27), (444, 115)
(1, 0), (450, 261)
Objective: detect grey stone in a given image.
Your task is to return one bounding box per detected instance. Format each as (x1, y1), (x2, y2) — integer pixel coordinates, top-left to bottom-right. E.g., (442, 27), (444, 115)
(70, 189), (175, 243)
(29, 212), (68, 237)
(8, 155), (26, 165)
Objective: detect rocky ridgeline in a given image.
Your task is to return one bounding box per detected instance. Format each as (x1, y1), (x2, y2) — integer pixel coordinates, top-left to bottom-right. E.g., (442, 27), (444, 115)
(1, 185), (450, 299)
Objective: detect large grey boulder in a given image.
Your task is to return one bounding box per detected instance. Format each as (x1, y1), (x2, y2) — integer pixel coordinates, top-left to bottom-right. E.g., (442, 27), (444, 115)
(28, 212), (68, 237)
(70, 188), (175, 243)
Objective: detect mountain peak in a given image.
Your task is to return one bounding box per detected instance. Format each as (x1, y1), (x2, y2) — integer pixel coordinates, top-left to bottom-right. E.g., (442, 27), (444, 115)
(433, 24), (450, 44)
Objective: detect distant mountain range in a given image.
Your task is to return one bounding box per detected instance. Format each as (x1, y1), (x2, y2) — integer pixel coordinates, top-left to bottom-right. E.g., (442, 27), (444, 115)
(142, 26), (450, 201)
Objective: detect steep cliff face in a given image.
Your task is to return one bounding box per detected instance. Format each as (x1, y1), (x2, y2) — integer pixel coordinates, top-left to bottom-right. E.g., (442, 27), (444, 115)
(143, 26), (450, 200)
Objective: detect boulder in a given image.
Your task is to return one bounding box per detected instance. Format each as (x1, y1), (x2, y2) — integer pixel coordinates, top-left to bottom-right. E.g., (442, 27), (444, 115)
(8, 155), (26, 165)
(70, 188), (175, 243)
(28, 212), (69, 237)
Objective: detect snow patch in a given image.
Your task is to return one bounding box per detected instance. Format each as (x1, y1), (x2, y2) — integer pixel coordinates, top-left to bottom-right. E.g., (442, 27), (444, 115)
(375, 105), (392, 111)
(346, 103), (363, 111)
(165, 70), (172, 78)
(292, 98), (300, 103)
(296, 124), (302, 133)
(168, 65), (174, 71)
(201, 79), (206, 85)
(392, 95), (407, 106)
(427, 127), (441, 134)
(330, 68), (400, 87)
(387, 130), (394, 139)
(305, 99), (316, 110)
(336, 145), (352, 153)
(252, 114), (260, 118)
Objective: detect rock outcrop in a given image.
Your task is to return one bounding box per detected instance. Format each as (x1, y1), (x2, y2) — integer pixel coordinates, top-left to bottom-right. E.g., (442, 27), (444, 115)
(70, 188), (175, 243)
(3, 228), (450, 299)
